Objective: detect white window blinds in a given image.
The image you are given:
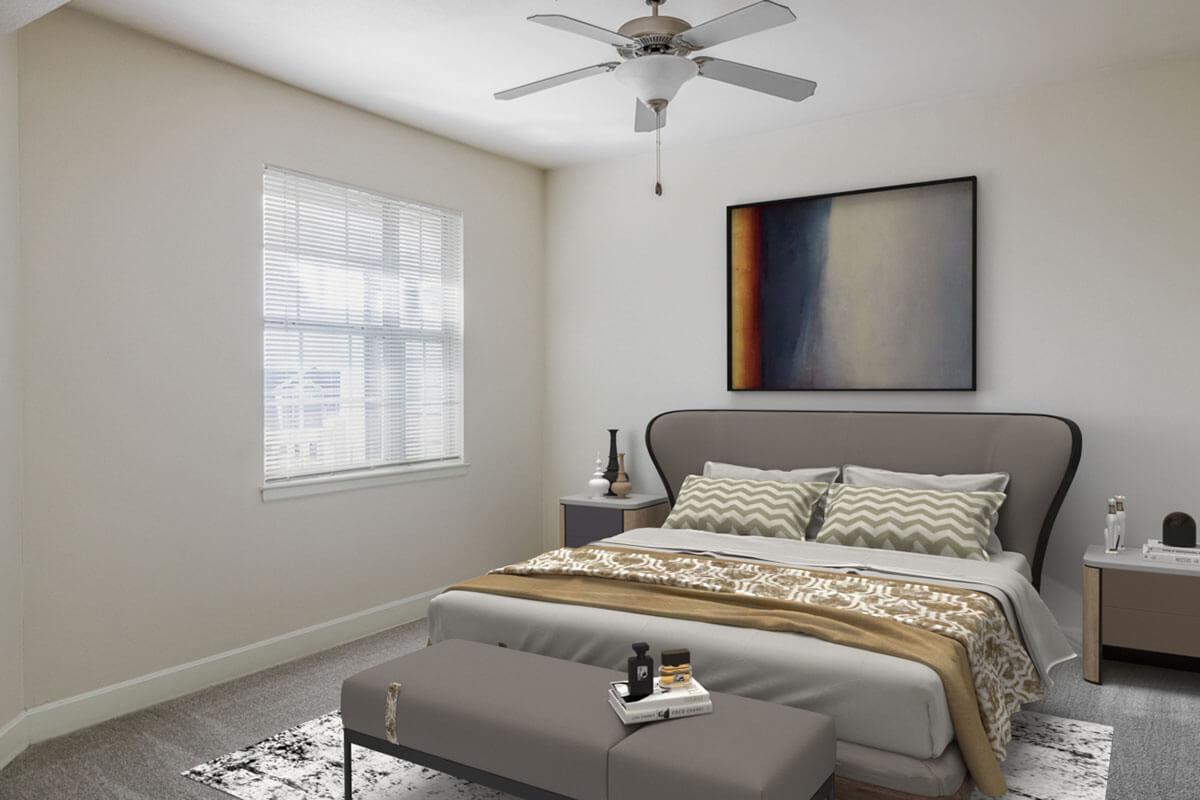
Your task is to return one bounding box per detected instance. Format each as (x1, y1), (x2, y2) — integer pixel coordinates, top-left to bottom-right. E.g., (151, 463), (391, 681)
(262, 166), (464, 484)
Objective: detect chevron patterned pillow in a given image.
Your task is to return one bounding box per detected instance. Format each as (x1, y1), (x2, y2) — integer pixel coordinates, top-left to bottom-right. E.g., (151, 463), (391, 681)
(816, 484), (1005, 561)
(663, 475), (828, 539)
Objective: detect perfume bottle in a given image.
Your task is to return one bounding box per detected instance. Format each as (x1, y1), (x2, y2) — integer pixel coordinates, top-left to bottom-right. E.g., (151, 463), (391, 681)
(626, 642), (654, 702)
(1115, 496), (1127, 550)
(659, 648), (692, 688)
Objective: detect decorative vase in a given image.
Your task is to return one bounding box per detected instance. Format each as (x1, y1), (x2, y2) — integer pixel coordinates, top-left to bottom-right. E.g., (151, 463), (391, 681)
(611, 453), (632, 498)
(603, 429), (620, 496)
(587, 453), (610, 499)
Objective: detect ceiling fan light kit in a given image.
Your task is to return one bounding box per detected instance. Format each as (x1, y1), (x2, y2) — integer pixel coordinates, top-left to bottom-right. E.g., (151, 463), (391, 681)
(495, 0), (817, 195)
(613, 54), (698, 105)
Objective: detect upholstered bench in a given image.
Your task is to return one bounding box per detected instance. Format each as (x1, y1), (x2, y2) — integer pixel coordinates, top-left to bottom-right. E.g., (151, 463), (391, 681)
(340, 639), (835, 800)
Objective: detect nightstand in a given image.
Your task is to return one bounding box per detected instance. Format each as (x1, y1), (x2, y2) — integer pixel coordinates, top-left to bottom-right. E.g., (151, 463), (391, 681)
(559, 493), (669, 548)
(1083, 544), (1200, 684)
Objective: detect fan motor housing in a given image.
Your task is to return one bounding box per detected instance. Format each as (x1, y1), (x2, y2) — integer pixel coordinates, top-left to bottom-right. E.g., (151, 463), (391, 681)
(617, 15), (691, 41)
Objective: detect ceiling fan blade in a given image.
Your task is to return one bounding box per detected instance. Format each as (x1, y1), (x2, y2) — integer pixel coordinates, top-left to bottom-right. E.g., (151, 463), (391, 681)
(528, 14), (636, 47)
(674, 1), (796, 50)
(695, 57), (816, 101)
(634, 100), (667, 132)
(495, 62), (619, 100)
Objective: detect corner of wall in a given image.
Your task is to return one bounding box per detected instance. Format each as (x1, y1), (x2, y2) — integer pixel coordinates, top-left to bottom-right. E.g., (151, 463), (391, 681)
(538, 166), (557, 553)
(0, 26), (28, 773)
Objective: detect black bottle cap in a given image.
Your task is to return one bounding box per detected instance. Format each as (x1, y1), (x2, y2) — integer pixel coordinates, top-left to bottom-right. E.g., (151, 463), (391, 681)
(632, 642), (649, 657)
(661, 648), (690, 667)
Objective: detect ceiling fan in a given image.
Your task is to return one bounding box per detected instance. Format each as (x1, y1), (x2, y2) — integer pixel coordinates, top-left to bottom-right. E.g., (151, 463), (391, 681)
(494, 0), (816, 134)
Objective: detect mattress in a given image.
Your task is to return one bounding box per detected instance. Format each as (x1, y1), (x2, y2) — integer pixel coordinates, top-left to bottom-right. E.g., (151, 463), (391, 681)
(428, 530), (1070, 762)
(430, 588), (955, 758)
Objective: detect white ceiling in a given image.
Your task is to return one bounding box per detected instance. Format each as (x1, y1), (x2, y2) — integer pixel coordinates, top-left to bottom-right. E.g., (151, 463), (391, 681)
(2, 0), (70, 33)
(72, 0), (1200, 168)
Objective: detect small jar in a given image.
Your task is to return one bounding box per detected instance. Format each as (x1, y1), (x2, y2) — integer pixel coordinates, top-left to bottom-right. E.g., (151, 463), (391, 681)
(659, 648), (692, 688)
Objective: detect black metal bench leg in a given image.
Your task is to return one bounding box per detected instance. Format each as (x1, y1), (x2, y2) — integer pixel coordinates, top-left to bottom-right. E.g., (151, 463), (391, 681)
(344, 732), (352, 800)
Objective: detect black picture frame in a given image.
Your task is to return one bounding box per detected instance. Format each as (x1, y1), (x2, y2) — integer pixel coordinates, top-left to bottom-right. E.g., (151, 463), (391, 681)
(726, 176), (977, 392)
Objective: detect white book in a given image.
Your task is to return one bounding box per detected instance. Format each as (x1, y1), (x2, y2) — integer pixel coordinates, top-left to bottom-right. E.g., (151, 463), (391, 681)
(1143, 540), (1199, 555)
(608, 679), (713, 724)
(1142, 550), (1200, 565)
(608, 690), (712, 724)
(610, 678), (710, 709)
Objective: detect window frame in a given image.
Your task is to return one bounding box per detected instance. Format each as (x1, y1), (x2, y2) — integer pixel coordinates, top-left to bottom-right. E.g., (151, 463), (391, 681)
(259, 165), (467, 501)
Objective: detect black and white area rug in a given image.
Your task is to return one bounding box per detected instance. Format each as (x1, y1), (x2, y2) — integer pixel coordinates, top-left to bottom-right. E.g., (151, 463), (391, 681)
(185, 710), (1112, 800)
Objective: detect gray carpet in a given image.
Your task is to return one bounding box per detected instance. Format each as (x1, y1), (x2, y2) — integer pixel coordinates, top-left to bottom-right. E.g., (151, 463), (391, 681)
(0, 620), (430, 800)
(1025, 658), (1200, 799)
(1, 620), (1196, 800)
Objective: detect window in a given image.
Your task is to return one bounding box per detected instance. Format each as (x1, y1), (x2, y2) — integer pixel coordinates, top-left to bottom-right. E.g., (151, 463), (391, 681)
(262, 166), (464, 497)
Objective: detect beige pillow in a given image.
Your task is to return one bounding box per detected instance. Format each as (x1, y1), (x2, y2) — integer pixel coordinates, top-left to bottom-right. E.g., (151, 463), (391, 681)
(841, 464), (1010, 554)
(816, 483), (1005, 561)
(664, 475), (828, 539)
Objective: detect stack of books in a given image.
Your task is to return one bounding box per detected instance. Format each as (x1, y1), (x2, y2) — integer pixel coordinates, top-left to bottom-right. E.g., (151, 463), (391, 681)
(1142, 539), (1200, 566)
(608, 679), (712, 723)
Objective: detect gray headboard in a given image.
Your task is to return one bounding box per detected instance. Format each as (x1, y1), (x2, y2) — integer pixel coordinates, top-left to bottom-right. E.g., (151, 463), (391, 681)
(645, 410), (1081, 589)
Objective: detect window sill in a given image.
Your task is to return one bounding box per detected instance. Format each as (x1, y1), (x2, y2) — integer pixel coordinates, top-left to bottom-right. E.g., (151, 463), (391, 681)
(261, 461), (469, 501)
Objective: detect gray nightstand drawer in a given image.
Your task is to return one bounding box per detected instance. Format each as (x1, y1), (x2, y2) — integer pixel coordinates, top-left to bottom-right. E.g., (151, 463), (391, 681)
(559, 493), (669, 548)
(563, 505), (623, 548)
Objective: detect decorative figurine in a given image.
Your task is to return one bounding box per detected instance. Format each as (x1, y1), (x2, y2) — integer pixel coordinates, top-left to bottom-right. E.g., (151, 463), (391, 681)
(1163, 512), (1197, 549)
(587, 454), (610, 499)
(611, 453), (632, 498)
(603, 429), (620, 496)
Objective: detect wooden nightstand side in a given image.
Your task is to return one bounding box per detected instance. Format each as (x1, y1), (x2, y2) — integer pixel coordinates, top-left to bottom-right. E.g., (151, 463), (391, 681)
(559, 494), (669, 548)
(1083, 544), (1200, 685)
(1082, 564), (1101, 683)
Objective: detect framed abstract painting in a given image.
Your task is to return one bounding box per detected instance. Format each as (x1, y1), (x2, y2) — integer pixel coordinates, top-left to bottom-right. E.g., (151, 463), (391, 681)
(727, 176), (976, 391)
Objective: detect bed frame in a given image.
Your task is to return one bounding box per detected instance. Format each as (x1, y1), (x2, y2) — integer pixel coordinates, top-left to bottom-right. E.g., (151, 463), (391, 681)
(643, 409), (1081, 800)
(645, 409), (1081, 590)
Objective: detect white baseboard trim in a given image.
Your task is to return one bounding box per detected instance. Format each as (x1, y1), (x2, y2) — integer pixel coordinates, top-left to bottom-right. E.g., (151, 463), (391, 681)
(0, 712), (29, 773)
(21, 585), (444, 747)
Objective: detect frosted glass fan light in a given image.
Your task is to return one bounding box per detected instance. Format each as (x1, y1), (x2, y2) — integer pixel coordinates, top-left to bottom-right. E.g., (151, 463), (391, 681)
(613, 54), (698, 104)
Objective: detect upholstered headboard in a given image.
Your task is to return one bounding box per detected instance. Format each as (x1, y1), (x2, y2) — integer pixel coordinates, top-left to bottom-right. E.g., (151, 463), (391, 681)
(645, 410), (1081, 589)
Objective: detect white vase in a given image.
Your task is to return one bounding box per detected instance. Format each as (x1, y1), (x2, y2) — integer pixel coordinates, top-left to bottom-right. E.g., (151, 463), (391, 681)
(587, 454), (610, 499)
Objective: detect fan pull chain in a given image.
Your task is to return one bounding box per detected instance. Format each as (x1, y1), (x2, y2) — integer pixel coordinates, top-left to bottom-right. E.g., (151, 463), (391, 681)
(655, 114), (663, 196)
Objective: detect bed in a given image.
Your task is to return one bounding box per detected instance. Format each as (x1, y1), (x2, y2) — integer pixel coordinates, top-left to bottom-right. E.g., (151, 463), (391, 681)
(429, 410), (1082, 799)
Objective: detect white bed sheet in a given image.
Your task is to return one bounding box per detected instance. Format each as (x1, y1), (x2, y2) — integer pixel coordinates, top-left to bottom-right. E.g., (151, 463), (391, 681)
(430, 588), (957, 758)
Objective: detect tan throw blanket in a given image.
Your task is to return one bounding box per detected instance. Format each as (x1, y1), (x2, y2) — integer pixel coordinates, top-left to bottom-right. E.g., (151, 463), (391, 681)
(449, 546), (1043, 797)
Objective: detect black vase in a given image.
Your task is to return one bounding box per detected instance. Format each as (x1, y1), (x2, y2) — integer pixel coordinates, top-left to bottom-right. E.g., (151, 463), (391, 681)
(603, 429), (620, 496)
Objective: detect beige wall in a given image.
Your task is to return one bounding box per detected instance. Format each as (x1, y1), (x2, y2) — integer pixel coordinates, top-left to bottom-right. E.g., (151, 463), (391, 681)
(544, 56), (1200, 636)
(18, 9), (545, 706)
(0, 30), (24, 733)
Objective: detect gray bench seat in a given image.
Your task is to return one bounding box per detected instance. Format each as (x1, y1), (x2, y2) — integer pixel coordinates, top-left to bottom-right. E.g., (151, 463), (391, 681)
(341, 639), (834, 800)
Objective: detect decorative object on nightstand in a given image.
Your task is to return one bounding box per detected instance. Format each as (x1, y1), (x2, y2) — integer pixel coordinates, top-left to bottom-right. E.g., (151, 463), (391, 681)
(1103, 497), (1119, 553)
(603, 428), (621, 495)
(1115, 495), (1127, 549)
(611, 454), (632, 498)
(1162, 511), (1196, 548)
(1083, 544), (1200, 684)
(588, 453), (610, 498)
(559, 493), (669, 548)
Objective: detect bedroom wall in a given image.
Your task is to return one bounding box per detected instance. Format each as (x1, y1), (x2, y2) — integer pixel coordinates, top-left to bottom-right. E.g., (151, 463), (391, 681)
(0, 30), (26, 759)
(17, 8), (545, 708)
(543, 54), (1200, 635)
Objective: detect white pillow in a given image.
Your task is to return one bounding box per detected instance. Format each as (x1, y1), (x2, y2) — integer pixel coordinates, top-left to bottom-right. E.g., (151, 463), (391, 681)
(704, 461), (841, 484)
(841, 465), (1010, 554)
